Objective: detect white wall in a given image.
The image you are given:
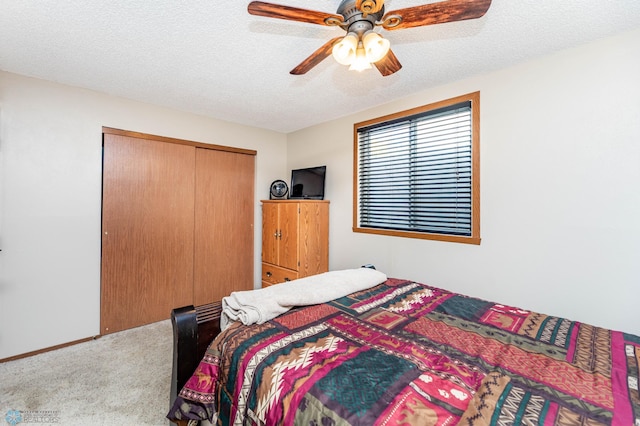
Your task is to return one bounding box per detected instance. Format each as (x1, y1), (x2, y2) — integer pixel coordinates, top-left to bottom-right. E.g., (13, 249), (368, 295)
(0, 71), (287, 359)
(2, 28), (639, 360)
(287, 28), (640, 336)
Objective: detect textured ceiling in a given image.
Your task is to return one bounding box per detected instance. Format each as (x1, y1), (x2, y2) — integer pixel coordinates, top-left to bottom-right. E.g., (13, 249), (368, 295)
(1, 1), (640, 133)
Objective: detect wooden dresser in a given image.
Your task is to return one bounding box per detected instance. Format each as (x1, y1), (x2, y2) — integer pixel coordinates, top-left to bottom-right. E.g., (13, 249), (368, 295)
(261, 200), (329, 287)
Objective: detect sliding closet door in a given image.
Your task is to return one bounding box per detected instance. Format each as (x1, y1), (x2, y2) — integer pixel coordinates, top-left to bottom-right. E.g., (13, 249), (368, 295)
(193, 148), (254, 305)
(101, 134), (195, 334)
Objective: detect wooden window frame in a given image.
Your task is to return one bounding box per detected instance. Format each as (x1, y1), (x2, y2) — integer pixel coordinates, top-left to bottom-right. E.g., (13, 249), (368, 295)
(352, 92), (480, 245)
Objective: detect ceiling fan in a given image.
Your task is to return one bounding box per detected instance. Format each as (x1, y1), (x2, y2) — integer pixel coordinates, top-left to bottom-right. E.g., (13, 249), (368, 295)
(247, 0), (492, 76)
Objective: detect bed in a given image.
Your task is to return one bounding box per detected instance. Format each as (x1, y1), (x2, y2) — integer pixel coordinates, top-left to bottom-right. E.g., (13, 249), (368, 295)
(167, 270), (640, 425)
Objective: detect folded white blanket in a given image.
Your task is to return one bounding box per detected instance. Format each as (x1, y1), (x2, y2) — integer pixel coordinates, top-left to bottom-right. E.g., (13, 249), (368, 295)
(220, 268), (387, 330)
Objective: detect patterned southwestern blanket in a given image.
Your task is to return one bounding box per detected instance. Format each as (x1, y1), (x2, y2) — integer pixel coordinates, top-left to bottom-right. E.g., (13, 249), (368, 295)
(167, 279), (640, 425)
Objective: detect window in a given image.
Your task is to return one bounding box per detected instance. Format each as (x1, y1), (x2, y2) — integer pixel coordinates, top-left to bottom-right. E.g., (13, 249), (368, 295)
(353, 92), (480, 244)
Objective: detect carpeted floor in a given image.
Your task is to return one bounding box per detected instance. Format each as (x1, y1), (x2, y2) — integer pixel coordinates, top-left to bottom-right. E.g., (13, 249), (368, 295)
(0, 320), (173, 425)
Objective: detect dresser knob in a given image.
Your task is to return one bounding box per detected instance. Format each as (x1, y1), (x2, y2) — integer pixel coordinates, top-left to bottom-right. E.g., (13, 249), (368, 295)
(266, 272), (272, 277)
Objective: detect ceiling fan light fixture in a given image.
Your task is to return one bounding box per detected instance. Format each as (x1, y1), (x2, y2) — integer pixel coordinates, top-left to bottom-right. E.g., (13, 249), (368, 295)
(348, 44), (372, 72)
(247, 0), (493, 77)
(362, 30), (390, 63)
(331, 32), (358, 65)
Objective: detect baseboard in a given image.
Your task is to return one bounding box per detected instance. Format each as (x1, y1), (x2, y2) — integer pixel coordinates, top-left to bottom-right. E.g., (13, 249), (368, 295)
(0, 336), (99, 363)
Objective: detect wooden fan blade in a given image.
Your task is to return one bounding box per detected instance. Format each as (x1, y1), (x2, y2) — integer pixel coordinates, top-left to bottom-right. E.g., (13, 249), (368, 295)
(248, 1), (343, 26)
(382, 0), (491, 31)
(290, 37), (342, 75)
(374, 49), (402, 76)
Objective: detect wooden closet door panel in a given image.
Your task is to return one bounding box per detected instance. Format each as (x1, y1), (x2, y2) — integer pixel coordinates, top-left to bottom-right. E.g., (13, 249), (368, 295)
(262, 203), (279, 265)
(298, 202), (330, 277)
(101, 134), (195, 334)
(279, 203), (300, 271)
(194, 149), (254, 305)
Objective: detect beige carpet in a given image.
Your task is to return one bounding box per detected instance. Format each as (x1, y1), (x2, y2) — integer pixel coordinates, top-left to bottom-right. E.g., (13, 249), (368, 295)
(0, 320), (173, 425)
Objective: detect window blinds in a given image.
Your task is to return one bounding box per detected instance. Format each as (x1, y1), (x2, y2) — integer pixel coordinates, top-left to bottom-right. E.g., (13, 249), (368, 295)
(357, 101), (473, 236)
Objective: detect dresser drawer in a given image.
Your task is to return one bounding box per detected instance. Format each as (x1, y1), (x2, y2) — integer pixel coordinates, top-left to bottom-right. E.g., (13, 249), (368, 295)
(262, 263), (298, 286)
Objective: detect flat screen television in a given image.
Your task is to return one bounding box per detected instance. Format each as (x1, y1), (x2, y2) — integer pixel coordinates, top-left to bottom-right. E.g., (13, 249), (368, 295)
(290, 166), (326, 200)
